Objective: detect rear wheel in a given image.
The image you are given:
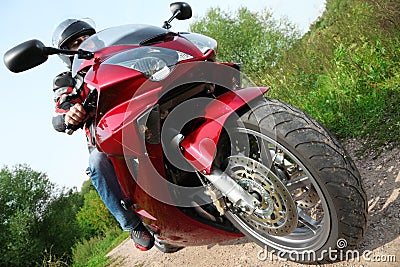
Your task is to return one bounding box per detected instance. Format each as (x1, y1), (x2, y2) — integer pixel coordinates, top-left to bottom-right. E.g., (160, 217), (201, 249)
(216, 98), (367, 263)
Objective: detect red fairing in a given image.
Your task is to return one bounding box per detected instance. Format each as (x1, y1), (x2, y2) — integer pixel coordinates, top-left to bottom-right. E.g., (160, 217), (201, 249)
(109, 154), (243, 247)
(75, 45), (137, 74)
(81, 36), (209, 156)
(71, 25), (262, 246)
(84, 62), (162, 155)
(152, 34), (205, 59)
(180, 86), (269, 173)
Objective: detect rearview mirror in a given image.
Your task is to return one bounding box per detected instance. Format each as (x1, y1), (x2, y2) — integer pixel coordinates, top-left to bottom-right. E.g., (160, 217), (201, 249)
(4, 39), (48, 73)
(170, 2), (192, 20)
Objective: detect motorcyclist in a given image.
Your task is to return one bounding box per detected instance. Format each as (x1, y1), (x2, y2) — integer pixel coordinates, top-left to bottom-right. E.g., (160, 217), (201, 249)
(51, 18), (154, 251)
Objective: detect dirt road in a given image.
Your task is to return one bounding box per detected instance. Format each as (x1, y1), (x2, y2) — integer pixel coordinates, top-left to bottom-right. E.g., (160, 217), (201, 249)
(107, 139), (400, 266)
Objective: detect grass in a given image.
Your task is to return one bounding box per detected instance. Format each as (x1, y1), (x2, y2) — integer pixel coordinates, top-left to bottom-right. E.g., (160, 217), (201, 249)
(265, 32), (400, 153)
(71, 228), (129, 267)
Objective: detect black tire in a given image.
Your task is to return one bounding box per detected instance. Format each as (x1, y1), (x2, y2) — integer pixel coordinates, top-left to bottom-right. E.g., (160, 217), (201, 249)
(218, 97), (367, 263)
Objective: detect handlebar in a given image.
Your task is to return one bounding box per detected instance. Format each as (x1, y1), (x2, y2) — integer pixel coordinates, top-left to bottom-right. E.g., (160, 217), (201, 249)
(43, 47), (94, 59)
(66, 89), (98, 135)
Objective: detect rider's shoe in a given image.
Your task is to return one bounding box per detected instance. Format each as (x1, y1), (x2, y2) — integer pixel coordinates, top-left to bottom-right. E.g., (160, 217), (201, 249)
(130, 223), (155, 251)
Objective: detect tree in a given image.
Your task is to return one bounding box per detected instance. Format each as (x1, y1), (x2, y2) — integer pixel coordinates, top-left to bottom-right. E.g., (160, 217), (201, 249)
(263, 0), (400, 146)
(190, 7), (300, 84)
(0, 164), (54, 266)
(38, 188), (85, 263)
(80, 178), (95, 195)
(0, 164), (88, 266)
(76, 188), (118, 239)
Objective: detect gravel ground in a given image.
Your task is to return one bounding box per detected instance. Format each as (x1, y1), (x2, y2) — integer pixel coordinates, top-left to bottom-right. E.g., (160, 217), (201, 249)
(107, 139), (400, 267)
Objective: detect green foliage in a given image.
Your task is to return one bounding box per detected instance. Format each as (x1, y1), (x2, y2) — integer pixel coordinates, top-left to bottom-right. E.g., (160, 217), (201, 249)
(0, 164), (54, 266)
(0, 164), (117, 266)
(191, 0), (399, 149)
(38, 189), (85, 263)
(190, 7), (301, 84)
(76, 187), (118, 239)
(0, 165), (85, 266)
(39, 248), (69, 267)
(80, 178), (95, 195)
(264, 0), (399, 148)
(71, 227), (129, 267)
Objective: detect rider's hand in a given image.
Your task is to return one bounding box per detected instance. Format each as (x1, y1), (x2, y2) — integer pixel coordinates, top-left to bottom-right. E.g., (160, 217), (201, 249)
(65, 103), (86, 126)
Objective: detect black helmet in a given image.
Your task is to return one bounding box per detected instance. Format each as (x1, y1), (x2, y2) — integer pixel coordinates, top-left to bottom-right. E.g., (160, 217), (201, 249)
(52, 18), (96, 67)
(52, 18), (96, 49)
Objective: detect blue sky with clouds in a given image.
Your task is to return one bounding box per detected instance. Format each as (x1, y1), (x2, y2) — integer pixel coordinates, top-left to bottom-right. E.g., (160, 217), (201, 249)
(0, 0), (325, 189)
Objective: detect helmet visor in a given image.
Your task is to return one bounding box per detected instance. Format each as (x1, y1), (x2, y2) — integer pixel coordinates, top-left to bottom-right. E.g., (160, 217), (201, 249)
(52, 18), (96, 48)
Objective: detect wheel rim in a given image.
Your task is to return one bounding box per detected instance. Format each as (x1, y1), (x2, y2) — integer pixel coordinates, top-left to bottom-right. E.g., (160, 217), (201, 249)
(224, 127), (331, 252)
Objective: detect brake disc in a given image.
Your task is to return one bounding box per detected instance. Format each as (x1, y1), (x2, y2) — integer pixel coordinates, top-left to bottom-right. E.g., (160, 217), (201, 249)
(295, 187), (320, 209)
(224, 156), (298, 236)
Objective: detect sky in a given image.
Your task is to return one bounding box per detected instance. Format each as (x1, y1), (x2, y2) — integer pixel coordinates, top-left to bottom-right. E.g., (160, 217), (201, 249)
(0, 0), (325, 190)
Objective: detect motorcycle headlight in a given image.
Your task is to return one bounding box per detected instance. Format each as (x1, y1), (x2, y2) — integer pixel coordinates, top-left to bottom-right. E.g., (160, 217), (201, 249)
(124, 57), (170, 81)
(104, 47), (193, 81)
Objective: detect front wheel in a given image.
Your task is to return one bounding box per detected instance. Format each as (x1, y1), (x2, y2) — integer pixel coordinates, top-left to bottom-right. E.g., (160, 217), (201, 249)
(215, 98), (367, 263)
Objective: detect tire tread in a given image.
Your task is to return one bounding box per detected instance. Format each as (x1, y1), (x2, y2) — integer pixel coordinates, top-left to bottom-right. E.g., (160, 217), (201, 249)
(243, 98), (367, 256)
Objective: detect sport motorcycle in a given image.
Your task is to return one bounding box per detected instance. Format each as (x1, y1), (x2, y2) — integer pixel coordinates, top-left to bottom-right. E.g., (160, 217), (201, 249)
(4, 2), (367, 263)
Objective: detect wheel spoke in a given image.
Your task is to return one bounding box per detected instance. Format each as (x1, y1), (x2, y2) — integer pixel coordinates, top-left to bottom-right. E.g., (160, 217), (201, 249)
(222, 105), (338, 253)
(284, 175), (311, 191)
(297, 207), (320, 233)
(257, 137), (274, 169)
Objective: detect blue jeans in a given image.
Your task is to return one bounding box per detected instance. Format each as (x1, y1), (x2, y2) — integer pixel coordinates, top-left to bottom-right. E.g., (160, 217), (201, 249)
(89, 148), (141, 230)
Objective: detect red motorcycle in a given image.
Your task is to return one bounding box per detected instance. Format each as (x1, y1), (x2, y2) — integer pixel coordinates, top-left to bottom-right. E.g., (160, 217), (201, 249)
(4, 2), (367, 263)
